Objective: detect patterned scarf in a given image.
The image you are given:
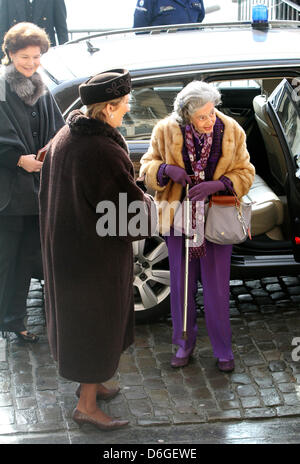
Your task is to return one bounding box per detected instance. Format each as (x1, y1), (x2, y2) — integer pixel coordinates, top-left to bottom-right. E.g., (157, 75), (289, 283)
(184, 124), (213, 260)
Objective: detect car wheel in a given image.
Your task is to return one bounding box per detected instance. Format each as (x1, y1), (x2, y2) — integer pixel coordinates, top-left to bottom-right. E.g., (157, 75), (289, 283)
(133, 236), (170, 323)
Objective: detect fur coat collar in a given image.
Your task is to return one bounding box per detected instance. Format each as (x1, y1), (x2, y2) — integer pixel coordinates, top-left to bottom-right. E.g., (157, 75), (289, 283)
(3, 63), (46, 106)
(67, 110), (129, 154)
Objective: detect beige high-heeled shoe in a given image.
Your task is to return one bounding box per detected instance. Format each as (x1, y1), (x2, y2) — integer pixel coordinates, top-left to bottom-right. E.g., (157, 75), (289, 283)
(72, 408), (129, 431)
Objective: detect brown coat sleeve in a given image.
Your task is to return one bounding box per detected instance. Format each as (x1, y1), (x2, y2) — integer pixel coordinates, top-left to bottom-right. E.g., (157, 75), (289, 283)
(140, 117), (185, 192)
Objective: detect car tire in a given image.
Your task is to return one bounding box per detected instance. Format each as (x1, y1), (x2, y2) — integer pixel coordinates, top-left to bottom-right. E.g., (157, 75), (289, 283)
(132, 236), (170, 323)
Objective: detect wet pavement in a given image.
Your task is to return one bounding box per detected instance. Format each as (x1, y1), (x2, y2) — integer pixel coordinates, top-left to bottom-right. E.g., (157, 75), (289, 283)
(1, 275), (300, 444)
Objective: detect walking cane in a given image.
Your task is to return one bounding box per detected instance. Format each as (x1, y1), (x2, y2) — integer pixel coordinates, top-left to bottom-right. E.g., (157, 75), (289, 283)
(182, 183), (190, 341)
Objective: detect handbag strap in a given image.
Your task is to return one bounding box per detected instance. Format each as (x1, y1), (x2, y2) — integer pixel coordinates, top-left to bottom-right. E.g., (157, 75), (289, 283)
(209, 195), (240, 207)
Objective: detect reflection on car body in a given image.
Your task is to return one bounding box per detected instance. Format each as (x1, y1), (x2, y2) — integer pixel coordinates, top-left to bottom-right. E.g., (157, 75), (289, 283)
(41, 18), (300, 321)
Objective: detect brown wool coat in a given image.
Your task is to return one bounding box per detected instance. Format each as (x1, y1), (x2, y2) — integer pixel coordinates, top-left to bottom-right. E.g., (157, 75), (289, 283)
(39, 111), (154, 383)
(140, 110), (255, 234)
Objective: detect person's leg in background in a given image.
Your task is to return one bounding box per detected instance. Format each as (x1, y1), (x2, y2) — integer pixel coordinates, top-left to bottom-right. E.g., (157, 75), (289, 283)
(0, 216), (39, 341)
(0, 224), (21, 332)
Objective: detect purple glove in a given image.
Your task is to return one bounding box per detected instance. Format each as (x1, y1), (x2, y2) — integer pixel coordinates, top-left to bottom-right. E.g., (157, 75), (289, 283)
(188, 180), (225, 201)
(164, 165), (192, 187)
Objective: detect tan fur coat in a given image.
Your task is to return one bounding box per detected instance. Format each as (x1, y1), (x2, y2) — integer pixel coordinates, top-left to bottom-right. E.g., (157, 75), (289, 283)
(140, 110), (255, 234)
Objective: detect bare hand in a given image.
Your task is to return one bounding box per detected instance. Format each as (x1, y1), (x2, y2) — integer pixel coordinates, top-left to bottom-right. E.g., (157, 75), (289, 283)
(18, 155), (43, 173)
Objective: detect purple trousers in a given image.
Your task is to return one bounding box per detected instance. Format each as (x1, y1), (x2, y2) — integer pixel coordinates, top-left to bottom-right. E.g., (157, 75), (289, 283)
(165, 228), (234, 361)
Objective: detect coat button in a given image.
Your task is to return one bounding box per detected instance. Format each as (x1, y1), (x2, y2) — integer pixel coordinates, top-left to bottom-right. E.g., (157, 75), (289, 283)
(32, 112), (37, 117)
(33, 131), (38, 137)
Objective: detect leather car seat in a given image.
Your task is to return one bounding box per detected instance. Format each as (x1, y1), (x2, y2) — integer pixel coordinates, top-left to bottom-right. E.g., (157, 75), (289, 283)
(243, 174), (284, 239)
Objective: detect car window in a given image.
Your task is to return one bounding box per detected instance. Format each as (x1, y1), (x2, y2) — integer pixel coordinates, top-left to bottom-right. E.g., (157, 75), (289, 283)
(275, 89), (300, 159)
(120, 84), (183, 140)
(214, 80), (260, 89)
(120, 79), (262, 140)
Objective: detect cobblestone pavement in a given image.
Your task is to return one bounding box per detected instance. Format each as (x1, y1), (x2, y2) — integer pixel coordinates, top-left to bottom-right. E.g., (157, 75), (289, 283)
(0, 275), (300, 443)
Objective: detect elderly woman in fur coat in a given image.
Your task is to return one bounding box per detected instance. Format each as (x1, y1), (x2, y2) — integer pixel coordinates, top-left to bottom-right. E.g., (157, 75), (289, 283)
(39, 69), (156, 431)
(140, 81), (255, 372)
(0, 22), (64, 343)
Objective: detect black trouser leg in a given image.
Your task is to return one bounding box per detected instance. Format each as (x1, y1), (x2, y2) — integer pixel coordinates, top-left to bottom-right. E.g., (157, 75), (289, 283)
(0, 216), (40, 332)
(0, 228), (20, 328)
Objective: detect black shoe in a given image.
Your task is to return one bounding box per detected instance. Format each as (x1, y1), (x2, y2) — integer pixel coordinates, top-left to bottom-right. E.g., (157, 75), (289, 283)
(14, 331), (39, 343)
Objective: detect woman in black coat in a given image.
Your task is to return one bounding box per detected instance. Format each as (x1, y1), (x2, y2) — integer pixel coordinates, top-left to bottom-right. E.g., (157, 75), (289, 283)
(0, 22), (65, 342)
(39, 69), (156, 431)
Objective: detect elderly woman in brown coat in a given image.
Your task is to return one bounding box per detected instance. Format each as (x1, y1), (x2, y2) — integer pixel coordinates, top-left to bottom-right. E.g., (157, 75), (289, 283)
(39, 69), (155, 431)
(140, 81), (255, 372)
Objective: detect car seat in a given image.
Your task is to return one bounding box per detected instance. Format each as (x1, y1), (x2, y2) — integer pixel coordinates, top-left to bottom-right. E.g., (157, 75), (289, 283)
(243, 174), (284, 240)
(133, 88), (168, 120)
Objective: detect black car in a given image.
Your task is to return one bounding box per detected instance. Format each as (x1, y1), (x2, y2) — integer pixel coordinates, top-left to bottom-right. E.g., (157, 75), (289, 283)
(40, 19), (300, 321)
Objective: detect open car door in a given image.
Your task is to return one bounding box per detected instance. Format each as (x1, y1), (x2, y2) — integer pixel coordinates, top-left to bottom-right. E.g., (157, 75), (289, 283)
(267, 79), (300, 262)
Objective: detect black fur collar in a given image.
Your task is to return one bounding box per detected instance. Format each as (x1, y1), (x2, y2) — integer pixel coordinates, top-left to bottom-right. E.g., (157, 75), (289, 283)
(67, 110), (128, 153)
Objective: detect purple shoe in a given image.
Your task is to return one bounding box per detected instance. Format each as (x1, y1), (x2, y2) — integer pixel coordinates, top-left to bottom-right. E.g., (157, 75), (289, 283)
(171, 354), (190, 368)
(217, 359), (235, 372)
(170, 347), (194, 368)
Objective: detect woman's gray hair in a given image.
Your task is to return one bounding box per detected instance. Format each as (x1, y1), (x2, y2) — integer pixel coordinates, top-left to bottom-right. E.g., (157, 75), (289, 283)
(173, 81), (221, 125)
